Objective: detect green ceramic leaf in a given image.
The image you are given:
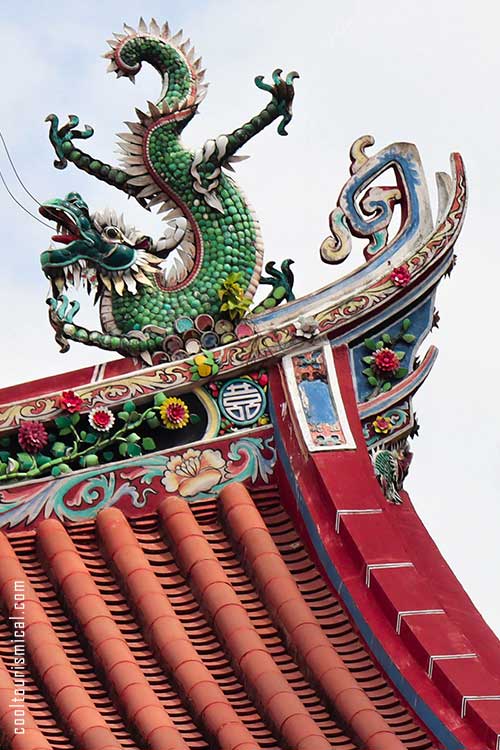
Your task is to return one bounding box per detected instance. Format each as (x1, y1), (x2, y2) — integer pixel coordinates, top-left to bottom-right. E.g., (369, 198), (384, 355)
(55, 415), (71, 429)
(382, 382), (392, 392)
(402, 333), (416, 343)
(117, 411), (130, 422)
(382, 333), (392, 344)
(126, 433), (141, 444)
(190, 414), (201, 424)
(17, 453), (33, 471)
(36, 454), (52, 467)
(142, 437), (156, 451)
(123, 400), (136, 413)
(147, 416), (161, 430)
(51, 442), (67, 458)
(84, 432), (98, 445)
(118, 442), (128, 457)
(363, 338), (377, 351)
(71, 413), (80, 425)
(395, 351), (406, 360)
(154, 393), (167, 407)
(82, 454), (99, 467)
(362, 367), (375, 377)
(362, 356), (374, 365)
(103, 451), (115, 461)
(127, 443), (142, 458)
(368, 377), (378, 386)
(402, 318), (411, 331)
(396, 367), (408, 378)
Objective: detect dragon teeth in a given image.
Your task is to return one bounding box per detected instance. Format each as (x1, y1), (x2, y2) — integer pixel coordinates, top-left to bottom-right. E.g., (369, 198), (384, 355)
(73, 264), (81, 288)
(113, 275), (125, 296)
(54, 276), (65, 293)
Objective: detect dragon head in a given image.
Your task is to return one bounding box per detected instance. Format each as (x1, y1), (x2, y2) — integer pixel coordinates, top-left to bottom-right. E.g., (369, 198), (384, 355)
(40, 192), (161, 297)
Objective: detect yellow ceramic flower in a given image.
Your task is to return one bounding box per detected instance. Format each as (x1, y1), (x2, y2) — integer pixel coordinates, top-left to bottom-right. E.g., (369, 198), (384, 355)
(372, 415), (393, 434)
(193, 354), (212, 378)
(159, 397), (190, 430)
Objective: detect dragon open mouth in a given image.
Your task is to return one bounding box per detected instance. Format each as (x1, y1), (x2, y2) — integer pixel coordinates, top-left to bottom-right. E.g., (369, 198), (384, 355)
(40, 206), (81, 245)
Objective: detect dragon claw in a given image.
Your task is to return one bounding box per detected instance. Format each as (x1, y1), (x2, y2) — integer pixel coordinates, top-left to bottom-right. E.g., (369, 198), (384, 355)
(46, 113), (95, 169)
(254, 69), (299, 136)
(46, 295), (81, 353)
(47, 295), (81, 325)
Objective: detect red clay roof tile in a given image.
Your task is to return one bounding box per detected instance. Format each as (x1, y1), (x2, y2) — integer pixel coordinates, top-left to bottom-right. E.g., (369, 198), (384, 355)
(0, 484), (435, 749)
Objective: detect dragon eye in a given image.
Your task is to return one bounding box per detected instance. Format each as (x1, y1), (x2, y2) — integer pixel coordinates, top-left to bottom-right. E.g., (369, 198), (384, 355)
(105, 227), (120, 240)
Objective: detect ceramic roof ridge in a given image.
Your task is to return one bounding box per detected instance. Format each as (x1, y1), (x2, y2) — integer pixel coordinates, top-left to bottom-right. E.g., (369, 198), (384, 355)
(97, 506), (259, 750)
(36, 518), (189, 750)
(159, 495), (337, 750)
(0, 532), (122, 750)
(219, 483), (406, 750)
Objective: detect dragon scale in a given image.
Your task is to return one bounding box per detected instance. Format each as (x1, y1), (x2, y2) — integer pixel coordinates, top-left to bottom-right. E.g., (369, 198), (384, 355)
(41, 19), (298, 358)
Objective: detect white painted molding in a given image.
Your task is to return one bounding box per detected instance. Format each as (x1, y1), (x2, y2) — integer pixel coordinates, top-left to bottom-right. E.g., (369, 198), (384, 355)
(461, 695), (500, 719)
(335, 508), (383, 533)
(396, 609), (445, 635)
(365, 561), (413, 588)
(427, 653), (477, 679)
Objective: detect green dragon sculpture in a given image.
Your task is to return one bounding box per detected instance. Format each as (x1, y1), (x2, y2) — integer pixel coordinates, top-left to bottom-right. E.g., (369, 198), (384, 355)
(40, 18), (297, 362)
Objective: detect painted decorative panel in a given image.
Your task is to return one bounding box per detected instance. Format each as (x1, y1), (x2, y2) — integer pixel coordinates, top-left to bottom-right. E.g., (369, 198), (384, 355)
(284, 344), (355, 451)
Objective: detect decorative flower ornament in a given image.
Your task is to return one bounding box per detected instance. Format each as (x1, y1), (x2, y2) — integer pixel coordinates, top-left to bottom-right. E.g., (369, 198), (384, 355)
(88, 406), (115, 432)
(390, 264), (411, 287)
(373, 348), (401, 375)
(294, 315), (319, 339)
(159, 397), (190, 430)
(161, 448), (226, 497)
(58, 390), (84, 413)
(372, 415), (393, 434)
(190, 351), (219, 380)
(218, 272), (251, 321)
(18, 421), (49, 454)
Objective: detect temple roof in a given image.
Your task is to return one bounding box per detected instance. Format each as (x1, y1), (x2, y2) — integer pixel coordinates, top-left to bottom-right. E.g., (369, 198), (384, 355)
(0, 484), (432, 750)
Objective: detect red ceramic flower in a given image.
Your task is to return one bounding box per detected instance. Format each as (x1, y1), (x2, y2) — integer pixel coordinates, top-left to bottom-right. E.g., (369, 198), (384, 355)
(372, 415), (393, 434)
(18, 421), (49, 454)
(373, 348), (400, 374)
(390, 264), (411, 287)
(58, 390), (84, 413)
(88, 406), (115, 432)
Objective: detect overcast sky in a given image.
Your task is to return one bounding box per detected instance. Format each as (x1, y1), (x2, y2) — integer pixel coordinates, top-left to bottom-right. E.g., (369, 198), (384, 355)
(1, 0), (499, 636)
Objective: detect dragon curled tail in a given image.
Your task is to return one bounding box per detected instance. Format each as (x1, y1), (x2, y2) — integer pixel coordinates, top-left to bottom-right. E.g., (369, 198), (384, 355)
(40, 18), (298, 362)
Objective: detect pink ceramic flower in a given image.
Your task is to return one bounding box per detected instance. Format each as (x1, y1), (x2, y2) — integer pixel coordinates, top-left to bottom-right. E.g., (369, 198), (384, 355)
(18, 421), (49, 454)
(390, 264), (411, 287)
(373, 348), (400, 374)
